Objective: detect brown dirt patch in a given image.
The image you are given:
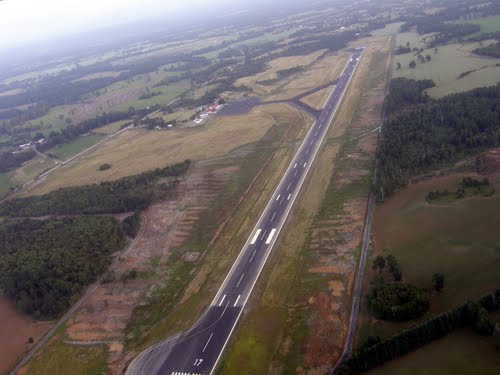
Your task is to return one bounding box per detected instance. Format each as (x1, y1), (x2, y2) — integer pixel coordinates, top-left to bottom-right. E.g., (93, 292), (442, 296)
(0, 295), (53, 374)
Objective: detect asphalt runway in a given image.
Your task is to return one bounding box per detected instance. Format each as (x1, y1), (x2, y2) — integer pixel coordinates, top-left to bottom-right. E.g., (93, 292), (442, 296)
(126, 47), (365, 375)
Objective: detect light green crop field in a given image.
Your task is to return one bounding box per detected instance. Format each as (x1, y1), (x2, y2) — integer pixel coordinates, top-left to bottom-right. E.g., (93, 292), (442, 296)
(49, 133), (106, 161)
(393, 37), (500, 97)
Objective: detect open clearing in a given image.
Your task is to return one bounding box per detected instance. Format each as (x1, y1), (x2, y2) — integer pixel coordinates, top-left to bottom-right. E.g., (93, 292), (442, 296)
(366, 316), (500, 375)
(48, 133), (107, 161)
(0, 296), (53, 375)
(95, 120), (130, 134)
(25, 104), (305, 195)
(465, 14), (500, 37)
(265, 52), (351, 101)
(300, 86), (333, 110)
(393, 35), (500, 97)
(235, 49), (327, 95)
(357, 150), (500, 344)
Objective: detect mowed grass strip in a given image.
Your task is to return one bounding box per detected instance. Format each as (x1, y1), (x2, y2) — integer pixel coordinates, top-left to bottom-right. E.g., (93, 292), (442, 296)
(24, 105), (296, 195)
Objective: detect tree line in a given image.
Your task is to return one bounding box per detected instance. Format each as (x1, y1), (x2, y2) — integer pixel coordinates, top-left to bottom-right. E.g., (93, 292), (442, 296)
(376, 80), (500, 200)
(0, 216), (124, 318)
(336, 290), (500, 374)
(0, 160), (191, 217)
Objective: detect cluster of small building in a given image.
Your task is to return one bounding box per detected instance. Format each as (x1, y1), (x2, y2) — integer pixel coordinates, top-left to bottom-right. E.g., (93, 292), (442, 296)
(14, 138), (45, 153)
(193, 102), (224, 125)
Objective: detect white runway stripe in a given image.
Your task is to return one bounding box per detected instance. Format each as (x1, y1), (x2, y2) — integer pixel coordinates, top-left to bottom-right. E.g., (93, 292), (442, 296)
(250, 229), (261, 245)
(265, 228), (277, 244)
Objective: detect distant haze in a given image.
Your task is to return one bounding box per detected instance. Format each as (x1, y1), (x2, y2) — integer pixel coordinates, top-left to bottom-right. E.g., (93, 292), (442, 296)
(0, 0), (252, 50)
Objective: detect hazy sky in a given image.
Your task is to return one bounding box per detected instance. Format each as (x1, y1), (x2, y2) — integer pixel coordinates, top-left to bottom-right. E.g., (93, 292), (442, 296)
(0, 0), (225, 50)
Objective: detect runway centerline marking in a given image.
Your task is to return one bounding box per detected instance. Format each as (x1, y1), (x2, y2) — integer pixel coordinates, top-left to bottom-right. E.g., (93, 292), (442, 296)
(294, 163), (297, 168)
(236, 273), (245, 288)
(202, 333), (214, 353)
(250, 229), (261, 245)
(303, 162), (307, 168)
(234, 294), (241, 307)
(287, 183), (291, 191)
(249, 250), (256, 263)
(265, 228), (277, 244)
(271, 212), (276, 221)
(219, 294), (226, 306)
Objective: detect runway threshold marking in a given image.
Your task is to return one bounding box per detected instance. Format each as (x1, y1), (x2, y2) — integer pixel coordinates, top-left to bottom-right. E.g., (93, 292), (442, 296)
(294, 163), (297, 168)
(234, 294), (241, 306)
(250, 229), (262, 245)
(303, 162), (307, 168)
(287, 194), (291, 200)
(276, 194), (280, 201)
(219, 294), (226, 306)
(202, 333), (214, 353)
(265, 228), (277, 244)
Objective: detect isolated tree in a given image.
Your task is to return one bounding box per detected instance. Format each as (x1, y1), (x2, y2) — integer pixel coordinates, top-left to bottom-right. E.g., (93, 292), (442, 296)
(373, 255), (386, 272)
(409, 60), (417, 68)
(434, 47), (439, 54)
(426, 54), (432, 62)
(432, 272), (445, 292)
(396, 62), (401, 70)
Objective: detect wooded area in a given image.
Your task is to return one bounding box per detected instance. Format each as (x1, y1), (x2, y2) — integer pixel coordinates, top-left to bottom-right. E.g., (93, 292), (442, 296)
(0, 217), (124, 318)
(376, 81), (500, 200)
(0, 159), (190, 216)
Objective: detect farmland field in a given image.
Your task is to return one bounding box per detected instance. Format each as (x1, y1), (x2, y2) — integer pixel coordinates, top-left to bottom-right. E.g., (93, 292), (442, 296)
(393, 37), (500, 97)
(465, 14), (500, 37)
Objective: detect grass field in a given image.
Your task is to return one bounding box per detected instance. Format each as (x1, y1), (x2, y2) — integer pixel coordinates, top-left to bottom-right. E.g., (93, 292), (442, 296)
(95, 120), (130, 134)
(235, 49), (327, 95)
(393, 36), (500, 97)
(357, 171), (500, 344)
(0, 172), (14, 198)
(48, 133), (107, 160)
(22, 330), (107, 375)
(24, 104), (302, 195)
(265, 51), (350, 101)
(465, 15), (500, 37)
(366, 320), (500, 375)
(300, 86), (332, 110)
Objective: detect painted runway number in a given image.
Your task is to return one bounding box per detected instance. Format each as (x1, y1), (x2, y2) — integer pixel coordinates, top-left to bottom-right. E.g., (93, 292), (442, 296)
(194, 358), (204, 366)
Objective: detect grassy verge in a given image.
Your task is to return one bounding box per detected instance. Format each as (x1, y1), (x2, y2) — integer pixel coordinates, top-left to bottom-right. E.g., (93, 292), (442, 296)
(22, 326), (107, 375)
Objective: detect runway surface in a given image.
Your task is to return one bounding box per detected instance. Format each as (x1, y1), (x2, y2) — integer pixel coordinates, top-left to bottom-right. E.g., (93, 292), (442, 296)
(126, 46), (365, 375)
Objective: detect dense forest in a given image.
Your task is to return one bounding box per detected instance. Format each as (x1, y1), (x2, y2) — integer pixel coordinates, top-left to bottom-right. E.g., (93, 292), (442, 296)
(376, 81), (500, 200)
(0, 217), (124, 318)
(0, 160), (190, 216)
